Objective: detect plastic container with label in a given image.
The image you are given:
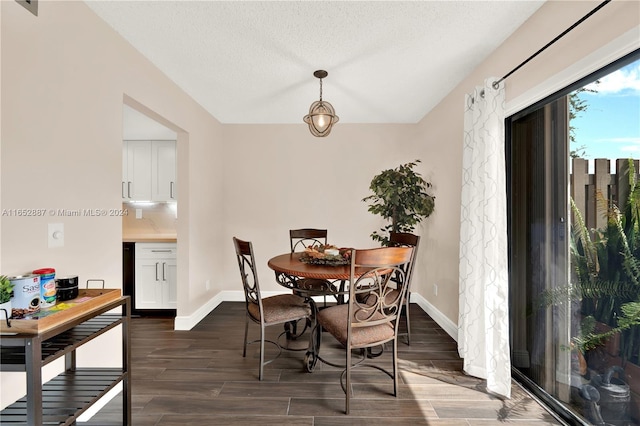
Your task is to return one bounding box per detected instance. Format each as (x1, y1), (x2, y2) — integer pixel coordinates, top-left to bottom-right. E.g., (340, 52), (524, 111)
(33, 268), (56, 308)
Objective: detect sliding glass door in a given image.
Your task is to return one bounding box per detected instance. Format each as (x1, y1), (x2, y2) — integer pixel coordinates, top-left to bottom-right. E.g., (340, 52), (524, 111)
(507, 51), (640, 425)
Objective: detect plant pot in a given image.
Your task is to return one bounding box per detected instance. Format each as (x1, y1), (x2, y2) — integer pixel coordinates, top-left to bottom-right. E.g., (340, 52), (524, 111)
(623, 362), (640, 424)
(595, 321), (621, 357)
(0, 300), (11, 320)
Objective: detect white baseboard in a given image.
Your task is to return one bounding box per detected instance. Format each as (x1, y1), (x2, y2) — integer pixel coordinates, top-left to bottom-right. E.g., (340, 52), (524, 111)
(411, 293), (458, 342)
(173, 290), (326, 330)
(175, 290), (459, 343)
(174, 291), (237, 330)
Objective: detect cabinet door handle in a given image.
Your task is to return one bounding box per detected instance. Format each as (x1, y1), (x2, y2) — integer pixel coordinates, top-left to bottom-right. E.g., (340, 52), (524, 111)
(151, 249), (172, 253)
(162, 262), (166, 281)
(155, 262), (159, 281)
(127, 182), (132, 198)
(170, 182), (175, 199)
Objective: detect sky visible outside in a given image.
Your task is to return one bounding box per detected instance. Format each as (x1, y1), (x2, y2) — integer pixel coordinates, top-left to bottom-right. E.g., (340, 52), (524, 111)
(571, 57), (640, 171)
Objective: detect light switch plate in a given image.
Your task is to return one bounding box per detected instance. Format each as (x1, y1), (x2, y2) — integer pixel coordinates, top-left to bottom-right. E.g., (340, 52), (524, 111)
(48, 223), (64, 248)
(136, 209), (142, 219)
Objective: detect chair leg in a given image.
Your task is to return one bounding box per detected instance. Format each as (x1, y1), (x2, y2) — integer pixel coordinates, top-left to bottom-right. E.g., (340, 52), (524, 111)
(393, 339), (398, 396)
(405, 292), (411, 345)
(243, 315), (249, 357)
(259, 323), (265, 381)
(345, 347), (352, 414)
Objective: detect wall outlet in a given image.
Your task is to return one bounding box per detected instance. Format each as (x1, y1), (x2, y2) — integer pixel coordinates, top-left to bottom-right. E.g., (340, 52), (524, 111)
(135, 208), (142, 219)
(433, 283), (438, 296)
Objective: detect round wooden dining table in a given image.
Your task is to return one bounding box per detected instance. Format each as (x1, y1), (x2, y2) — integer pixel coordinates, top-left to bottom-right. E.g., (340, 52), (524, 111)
(267, 252), (353, 371)
(268, 252), (350, 281)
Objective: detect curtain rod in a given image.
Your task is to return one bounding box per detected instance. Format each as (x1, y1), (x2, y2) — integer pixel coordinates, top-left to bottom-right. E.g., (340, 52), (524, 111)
(493, 0), (611, 89)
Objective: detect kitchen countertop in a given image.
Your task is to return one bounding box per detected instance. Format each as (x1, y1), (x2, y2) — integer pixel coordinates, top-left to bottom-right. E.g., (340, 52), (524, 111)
(123, 234), (177, 243)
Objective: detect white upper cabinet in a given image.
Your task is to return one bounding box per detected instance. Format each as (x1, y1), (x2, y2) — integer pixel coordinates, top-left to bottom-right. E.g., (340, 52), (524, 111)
(123, 140), (153, 201)
(152, 140), (177, 202)
(123, 140), (176, 202)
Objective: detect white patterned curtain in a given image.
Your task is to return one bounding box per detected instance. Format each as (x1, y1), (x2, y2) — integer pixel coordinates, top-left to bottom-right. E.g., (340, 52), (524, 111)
(458, 77), (511, 398)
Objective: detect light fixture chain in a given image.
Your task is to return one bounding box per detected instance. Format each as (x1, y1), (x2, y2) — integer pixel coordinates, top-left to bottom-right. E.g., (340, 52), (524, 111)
(319, 78), (323, 101)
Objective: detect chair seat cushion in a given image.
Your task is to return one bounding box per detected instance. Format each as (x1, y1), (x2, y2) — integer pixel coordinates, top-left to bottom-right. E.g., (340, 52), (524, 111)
(316, 304), (394, 347)
(248, 294), (310, 324)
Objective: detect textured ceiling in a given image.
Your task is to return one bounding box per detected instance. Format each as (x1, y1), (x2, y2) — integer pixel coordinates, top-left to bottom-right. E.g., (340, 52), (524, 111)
(87, 1), (546, 124)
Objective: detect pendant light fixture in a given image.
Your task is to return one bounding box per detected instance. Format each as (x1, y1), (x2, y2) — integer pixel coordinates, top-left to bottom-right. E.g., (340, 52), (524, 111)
(303, 70), (339, 137)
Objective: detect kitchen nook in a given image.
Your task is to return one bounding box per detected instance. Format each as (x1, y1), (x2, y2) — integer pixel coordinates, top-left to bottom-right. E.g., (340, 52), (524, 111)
(121, 106), (178, 317)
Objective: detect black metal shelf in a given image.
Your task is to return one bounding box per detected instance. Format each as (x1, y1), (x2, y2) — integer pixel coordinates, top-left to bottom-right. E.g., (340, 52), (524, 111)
(0, 297), (130, 425)
(0, 368), (124, 425)
(0, 314), (124, 371)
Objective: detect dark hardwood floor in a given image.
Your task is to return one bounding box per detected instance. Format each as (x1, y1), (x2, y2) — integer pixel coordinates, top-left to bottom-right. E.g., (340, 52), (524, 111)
(86, 302), (562, 425)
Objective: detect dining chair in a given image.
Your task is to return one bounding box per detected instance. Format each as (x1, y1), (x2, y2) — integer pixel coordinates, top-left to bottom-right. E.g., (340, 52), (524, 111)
(233, 237), (311, 380)
(388, 232), (420, 345)
(289, 228), (328, 251)
(315, 246), (414, 414)
(289, 228), (334, 308)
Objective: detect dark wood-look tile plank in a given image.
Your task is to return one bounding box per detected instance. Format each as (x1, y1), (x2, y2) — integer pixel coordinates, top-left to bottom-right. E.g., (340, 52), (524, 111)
(155, 367), (281, 382)
(131, 356), (213, 370)
(218, 381), (345, 399)
(288, 397), (438, 417)
(141, 396), (292, 416)
(156, 414), (313, 425)
(314, 417), (471, 426)
(429, 400), (559, 422)
(133, 379), (223, 397)
(396, 383), (497, 400)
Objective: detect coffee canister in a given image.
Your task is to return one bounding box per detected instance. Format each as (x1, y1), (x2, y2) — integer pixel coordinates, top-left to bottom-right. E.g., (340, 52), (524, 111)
(9, 274), (41, 318)
(56, 276), (79, 301)
(33, 268), (56, 308)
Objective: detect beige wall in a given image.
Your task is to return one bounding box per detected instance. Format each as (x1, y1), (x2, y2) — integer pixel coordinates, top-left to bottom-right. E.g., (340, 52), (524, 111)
(220, 123), (424, 288)
(1, 0), (638, 410)
(1, 0), (223, 406)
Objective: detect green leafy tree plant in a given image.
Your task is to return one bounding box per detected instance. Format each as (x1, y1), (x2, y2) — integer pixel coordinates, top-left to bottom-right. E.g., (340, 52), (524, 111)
(362, 159), (435, 245)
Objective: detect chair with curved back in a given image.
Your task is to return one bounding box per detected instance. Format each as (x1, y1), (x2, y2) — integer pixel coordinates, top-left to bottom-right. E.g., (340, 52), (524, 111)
(290, 228), (328, 252)
(388, 232), (420, 345)
(233, 237), (311, 380)
(289, 228), (334, 307)
(316, 246), (414, 414)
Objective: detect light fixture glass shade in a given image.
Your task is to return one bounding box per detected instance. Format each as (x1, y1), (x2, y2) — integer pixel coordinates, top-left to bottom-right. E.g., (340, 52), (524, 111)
(303, 100), (339, 137)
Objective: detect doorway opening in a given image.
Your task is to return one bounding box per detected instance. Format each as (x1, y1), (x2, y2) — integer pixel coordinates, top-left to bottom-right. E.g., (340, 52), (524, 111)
(122, 103), (178, 317)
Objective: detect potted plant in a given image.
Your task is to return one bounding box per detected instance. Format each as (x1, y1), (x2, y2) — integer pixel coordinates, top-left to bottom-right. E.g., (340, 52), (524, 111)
(0, 275), (14, 320)
(362, 159), (435, 245)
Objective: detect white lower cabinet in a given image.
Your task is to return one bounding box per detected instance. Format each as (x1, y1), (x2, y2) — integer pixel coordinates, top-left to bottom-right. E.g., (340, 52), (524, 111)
(135, 243), (177, 309)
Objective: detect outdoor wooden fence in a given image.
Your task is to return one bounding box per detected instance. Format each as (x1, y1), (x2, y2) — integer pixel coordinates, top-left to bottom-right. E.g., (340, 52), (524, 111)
(570, 158), (640, 232)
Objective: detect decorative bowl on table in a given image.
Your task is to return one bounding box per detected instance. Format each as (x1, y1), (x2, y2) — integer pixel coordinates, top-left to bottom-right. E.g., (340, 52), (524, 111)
(299, 244), (351, 266)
